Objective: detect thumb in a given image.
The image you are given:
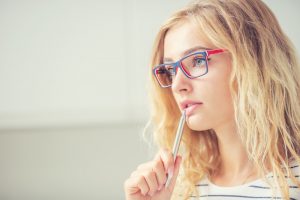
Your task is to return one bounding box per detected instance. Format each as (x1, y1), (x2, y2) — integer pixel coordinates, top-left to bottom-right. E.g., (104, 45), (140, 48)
(167, 155), (182, 191)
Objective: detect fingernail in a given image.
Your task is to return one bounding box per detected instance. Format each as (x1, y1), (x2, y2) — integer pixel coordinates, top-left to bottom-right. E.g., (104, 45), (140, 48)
(168, 168), (174, 178)
(158, 185), (162, 190)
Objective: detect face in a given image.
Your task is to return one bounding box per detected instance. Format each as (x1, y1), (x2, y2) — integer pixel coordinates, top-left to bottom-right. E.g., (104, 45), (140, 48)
(163, 21), (235, 132)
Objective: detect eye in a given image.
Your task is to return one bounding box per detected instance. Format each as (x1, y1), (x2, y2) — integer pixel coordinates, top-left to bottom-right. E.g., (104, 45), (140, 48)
(166, 66), (176, 76)
(193, 57), (205, 67)
(156, 68), (167, 74)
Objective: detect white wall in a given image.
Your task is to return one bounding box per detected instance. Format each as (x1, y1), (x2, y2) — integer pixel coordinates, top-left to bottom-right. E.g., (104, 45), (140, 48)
(0, 0), (299, 199)
(0, 0), (189, 129)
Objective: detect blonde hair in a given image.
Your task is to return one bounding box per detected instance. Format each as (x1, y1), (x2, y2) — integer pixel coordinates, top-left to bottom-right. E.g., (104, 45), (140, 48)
(148, 0), (300, 199)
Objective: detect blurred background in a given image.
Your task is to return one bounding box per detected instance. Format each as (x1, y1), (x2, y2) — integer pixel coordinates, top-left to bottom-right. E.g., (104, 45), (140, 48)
(0, 0), (299, 199)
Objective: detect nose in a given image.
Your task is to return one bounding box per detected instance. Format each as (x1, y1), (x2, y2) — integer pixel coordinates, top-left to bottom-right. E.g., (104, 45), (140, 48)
(171, 66), (192, 94)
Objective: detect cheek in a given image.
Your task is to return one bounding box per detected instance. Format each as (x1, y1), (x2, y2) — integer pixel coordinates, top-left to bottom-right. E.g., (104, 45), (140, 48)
(212, 80), (234, 116)
(186, 90), (234, 131)
(205, 81), (233, 108)
(186, 76), (234, 130)
(171, 92), (180, 108)
(206, 74), (234, 116)
(205, 61), (233, 106)
(211, 82), (232, 106)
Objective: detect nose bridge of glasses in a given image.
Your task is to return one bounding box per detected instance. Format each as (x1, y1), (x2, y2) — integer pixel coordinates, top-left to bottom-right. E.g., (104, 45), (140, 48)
(169, 61), (186, 78)
(171, 61), (189, 83)
(172, 61), (180, 74)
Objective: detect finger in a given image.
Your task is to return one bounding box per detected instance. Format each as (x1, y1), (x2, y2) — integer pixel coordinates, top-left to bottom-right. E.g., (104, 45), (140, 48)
(152, 157), (167, 190)
(159, 149), (175, 176)
(136, 176), (150, 196)
(168, 155), (182, 191)
(130, 163), (152, 178)
(143, 170), (159, 196)
(137, 162), (152, 171)
(130, 167), (153, 179)
(133, 159), (167, 191)
(124, 175), (149, 196)
(131, 160), (157, 177)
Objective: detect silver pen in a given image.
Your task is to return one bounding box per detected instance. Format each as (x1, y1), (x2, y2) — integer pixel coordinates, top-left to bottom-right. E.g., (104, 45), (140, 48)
(165, 110), (186, 188)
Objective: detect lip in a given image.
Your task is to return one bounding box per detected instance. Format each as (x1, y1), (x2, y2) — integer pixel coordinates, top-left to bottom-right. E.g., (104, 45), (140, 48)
(180, 100), (203, 116)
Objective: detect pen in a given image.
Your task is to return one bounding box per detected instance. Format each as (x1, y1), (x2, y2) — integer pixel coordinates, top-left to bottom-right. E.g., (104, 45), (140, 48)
(165, 110), (186, 188)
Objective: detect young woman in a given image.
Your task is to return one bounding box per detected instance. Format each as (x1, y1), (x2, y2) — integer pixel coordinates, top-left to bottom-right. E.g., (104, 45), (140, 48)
(124, 0), (300, 199)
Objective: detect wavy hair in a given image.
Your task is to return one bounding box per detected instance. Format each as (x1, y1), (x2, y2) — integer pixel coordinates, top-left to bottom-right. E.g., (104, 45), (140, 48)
(147, 0), (300, 199)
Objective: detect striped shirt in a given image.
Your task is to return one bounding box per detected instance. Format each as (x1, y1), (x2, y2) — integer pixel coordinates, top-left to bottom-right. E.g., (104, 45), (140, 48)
(192, 161), (300, 200)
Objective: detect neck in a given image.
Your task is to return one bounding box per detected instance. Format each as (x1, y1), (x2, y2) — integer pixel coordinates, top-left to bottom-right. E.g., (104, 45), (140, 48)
(212, 121), (256, 185)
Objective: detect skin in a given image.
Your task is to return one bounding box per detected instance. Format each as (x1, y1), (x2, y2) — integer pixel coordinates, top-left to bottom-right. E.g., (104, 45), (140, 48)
(124, 21), (257, 200)
(124, 149), (181, 200)
(169, 21), (257, 186)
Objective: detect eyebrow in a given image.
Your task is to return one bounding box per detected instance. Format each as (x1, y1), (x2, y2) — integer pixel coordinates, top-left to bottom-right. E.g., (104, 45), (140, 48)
(163, 45), (212, 63)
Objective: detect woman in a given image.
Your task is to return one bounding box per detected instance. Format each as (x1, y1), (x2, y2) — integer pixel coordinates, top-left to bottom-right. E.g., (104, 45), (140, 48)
(124, 0), (300, 199)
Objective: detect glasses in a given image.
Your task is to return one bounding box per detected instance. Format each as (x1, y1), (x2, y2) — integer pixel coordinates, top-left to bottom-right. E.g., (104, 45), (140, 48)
(153, 49), (225, 88)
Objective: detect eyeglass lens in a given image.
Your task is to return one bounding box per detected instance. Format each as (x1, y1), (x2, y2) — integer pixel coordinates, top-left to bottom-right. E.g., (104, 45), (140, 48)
(155, 53), (207, 87)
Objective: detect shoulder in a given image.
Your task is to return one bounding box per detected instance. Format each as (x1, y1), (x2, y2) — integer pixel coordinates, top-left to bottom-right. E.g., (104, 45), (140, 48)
(288, 159), (300, 178)
(287, 159), (300, 199)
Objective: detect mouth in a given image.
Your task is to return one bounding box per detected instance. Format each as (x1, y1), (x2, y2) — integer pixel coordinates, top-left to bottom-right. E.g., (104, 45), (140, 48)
(180, 100), (203, 111)
(183, 102), (203, 117)
(185, 103), (202, 108)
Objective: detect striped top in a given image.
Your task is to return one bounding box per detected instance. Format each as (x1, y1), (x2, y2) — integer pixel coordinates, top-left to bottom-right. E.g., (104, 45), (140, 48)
(192, 161), (300, 200)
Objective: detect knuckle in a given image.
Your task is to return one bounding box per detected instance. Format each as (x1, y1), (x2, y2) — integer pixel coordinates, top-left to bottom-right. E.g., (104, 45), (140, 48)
(167, 156), (174, 165)
(161, 148), (170, 155)
(137, 175), (145, 186)
(144, 170), (154, 178)
(137, 162), (152, 170)
(156, 149), (174, 170)
(162, 156), (173, 169)
(162, 149), (172, 160)
(148, 189), (156, 196)
(154, 166), (165, 177)
(152, 160), (162, 172)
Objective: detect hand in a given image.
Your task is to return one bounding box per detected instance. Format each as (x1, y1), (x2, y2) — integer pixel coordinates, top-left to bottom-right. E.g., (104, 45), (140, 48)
(124, 149), (182, 200)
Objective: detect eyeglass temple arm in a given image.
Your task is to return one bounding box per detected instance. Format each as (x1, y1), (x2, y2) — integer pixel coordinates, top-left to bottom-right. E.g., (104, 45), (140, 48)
(206, 49), (225, 57)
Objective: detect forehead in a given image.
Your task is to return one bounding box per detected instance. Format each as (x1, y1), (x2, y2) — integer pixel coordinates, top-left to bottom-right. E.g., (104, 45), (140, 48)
(163, 21), (213, 61)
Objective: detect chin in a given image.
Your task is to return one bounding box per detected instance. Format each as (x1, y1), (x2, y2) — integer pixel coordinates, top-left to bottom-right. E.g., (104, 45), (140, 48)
(186, 115), (211, 131)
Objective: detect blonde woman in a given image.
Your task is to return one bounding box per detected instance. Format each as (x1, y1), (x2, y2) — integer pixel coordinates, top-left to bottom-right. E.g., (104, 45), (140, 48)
(124, 0), (300, 199)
